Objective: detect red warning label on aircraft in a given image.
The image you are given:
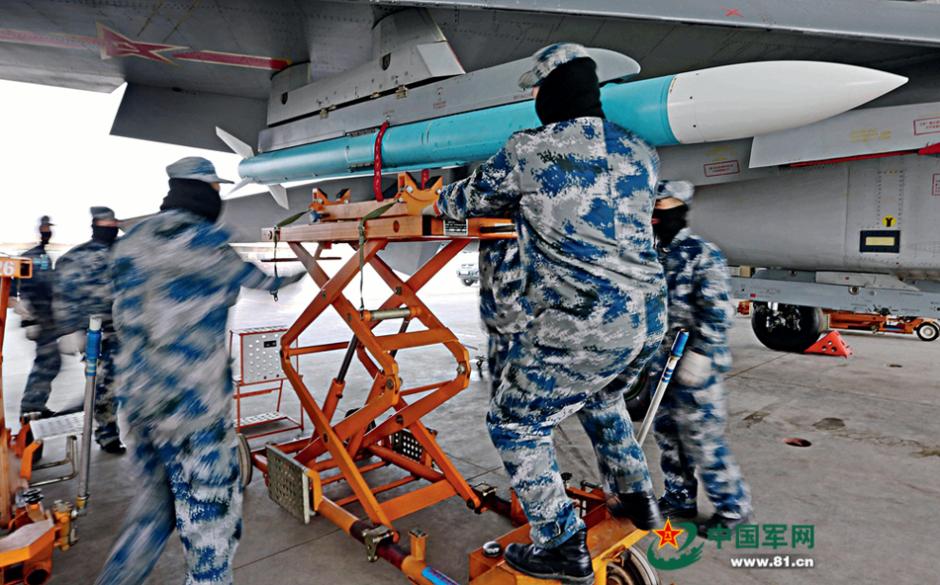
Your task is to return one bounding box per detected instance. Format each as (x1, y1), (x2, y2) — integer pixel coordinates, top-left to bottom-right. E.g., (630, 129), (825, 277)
(704, 160), (741, 177)
(913, 117), (940, 136)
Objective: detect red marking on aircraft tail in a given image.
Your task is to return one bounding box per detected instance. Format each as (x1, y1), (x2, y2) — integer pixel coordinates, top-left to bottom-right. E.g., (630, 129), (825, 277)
(174, 50), (291, 71)
(97, 24), (185, 64)
(724, 8), (743, 17)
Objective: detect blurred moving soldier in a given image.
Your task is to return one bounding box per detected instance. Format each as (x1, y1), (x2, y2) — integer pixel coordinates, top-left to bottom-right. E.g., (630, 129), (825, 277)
(53, 207), (125, 454)
(648, 180), (753, 536)
(95, 157), (303, 585)
(18, 215), (60, 419)
(433, 44), (666, 584)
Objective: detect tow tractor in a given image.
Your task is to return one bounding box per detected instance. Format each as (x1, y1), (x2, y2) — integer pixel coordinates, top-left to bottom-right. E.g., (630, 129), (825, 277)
(824, 311), (939, 342)
(0, 256), (98, 584)
(243, 173), (685, 585)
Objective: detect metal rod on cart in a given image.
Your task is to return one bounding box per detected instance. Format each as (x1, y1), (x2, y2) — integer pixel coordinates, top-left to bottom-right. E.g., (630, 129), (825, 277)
(636, 329), (689, 445)
(76, 315), (103, 515)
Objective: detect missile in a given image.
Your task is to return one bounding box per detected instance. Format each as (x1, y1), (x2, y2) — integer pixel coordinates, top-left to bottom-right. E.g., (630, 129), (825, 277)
(234, 60), (906, 192)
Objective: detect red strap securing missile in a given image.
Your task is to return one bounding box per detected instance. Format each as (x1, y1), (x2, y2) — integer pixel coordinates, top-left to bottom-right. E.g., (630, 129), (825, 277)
(373, 120), (390, 201)
(804, 330), (853, 358)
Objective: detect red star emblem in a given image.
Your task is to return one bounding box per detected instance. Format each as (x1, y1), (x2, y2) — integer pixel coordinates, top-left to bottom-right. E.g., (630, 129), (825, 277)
(96, 23), (186, 64)
(653, 518), (684, 550)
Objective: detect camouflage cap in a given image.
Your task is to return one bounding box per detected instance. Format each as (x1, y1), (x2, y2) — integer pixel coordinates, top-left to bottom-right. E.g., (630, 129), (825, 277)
(518, 43), (593, 89)
(90, 206), (117, 222)
(655, 180), (695, 204)
(166, 156), (233, 184)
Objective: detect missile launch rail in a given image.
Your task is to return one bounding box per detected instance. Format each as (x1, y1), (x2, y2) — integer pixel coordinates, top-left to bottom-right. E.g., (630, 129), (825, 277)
(253, 173), (658, 585)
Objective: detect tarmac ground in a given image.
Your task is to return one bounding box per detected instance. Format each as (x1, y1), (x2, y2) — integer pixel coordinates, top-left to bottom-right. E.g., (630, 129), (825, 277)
(2, 249), (938, 584)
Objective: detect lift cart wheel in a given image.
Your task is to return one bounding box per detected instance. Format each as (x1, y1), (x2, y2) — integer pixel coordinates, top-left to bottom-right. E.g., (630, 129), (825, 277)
(916, 321), (940, 342)
(237, 433), (253, 488)
(607, 548), (660, 585)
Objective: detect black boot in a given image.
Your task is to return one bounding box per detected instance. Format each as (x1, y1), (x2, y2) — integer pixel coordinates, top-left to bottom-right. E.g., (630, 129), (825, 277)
(607, 491), (663, 530)
(504, 529), (594, 585)
(698, 511), (753, 538)
(658, 496), (698, 520)
(98, 438), (127, 455)
(21, 407), (58, 421)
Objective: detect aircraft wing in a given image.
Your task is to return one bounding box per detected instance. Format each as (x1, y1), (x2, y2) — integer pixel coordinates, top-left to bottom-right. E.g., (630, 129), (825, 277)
(2, 0), (939, 153)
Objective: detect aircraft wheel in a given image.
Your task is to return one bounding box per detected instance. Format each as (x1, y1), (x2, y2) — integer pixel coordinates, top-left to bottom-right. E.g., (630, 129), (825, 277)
(916, 321), (939, 342)
(751, 303), (824, 353)
(237, 433), (253, 488)
(607, 548), (660, 585)
(463, 279), (475, 286)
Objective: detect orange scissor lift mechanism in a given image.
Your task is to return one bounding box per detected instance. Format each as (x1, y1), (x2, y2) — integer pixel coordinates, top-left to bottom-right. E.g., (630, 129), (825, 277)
(1, 257), (79, 585)
(253, 173), (653, 585)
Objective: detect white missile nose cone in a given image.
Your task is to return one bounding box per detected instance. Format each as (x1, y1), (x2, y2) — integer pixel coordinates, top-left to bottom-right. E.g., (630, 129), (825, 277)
(850, 70), (908, 104)
(666, 61), (910, 144)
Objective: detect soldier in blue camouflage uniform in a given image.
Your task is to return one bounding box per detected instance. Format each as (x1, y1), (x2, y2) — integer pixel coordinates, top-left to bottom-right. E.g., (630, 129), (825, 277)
(18, 215), (61, 420)
(647, 180), (752, 537)
(95, 157), (303, 585)
(54, 206), (125, 453)
(433, 44), (666, 584)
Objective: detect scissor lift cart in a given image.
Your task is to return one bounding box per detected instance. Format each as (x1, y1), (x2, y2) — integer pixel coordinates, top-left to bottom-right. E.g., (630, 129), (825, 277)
(247, 174), (661, 585)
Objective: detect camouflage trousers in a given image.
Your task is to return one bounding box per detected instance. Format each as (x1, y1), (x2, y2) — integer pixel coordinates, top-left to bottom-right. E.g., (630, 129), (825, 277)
(20, 330), (61, 414)
(94, 335), (121, 444)
(95, 418), (243, 585)
(651, 358), (751, 518)
(487, 329), (661, 548)
(485, 326), (512, 397)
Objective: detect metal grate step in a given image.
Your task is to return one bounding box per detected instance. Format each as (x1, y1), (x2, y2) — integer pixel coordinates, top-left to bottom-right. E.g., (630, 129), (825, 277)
(238, 411), (288, 428)
(266, 446), (312, 524)
(30, 412), (85, 441)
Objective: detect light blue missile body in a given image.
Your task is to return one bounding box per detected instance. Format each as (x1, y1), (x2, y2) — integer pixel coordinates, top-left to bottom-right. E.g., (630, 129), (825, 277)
(239, 61), (907, 185)
(240, 76), (676, 184)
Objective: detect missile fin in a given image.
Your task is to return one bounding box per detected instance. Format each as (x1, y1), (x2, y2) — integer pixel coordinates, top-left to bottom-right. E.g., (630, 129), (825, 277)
(227, 177), (253, 195)
(216, 127), (255, 159)
(268, 183), (289, 209)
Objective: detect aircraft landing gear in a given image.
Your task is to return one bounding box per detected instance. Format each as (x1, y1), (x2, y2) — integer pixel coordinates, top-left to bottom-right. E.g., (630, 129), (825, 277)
(751, 303), (824, 352)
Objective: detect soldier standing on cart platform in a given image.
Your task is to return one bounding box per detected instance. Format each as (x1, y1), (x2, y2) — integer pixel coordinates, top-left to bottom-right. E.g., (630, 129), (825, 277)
(432, 43), (667, 584)
(54, 207), (126, 454)
(647, 180), (753, 536)
(95, 157), (303, 585)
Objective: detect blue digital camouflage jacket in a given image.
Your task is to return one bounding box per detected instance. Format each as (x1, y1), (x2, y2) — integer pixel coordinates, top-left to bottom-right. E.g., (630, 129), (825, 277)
(657, 228), (734, 372)
(54, 239), (115, 335)
(439, 116), (666, 352)
(109, 209), (302, 437)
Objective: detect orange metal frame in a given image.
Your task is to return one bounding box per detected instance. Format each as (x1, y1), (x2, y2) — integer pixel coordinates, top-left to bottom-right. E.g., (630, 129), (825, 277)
(824, 310), (930, 335)
(254, 175), (646, 584)
(0, 257), (60, 584)
(229, 327), (305, 441)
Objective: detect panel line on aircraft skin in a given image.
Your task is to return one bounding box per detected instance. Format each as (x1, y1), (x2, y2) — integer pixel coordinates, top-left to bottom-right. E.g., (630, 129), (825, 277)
(383, 0), (940, 47)
(0, 23), (289, 71)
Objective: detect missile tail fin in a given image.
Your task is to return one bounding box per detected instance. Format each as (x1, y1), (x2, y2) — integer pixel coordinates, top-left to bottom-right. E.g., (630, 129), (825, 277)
(268, 183), (289, 209)
(227, 177), (253, 195)
(216, 127), (255, 159)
